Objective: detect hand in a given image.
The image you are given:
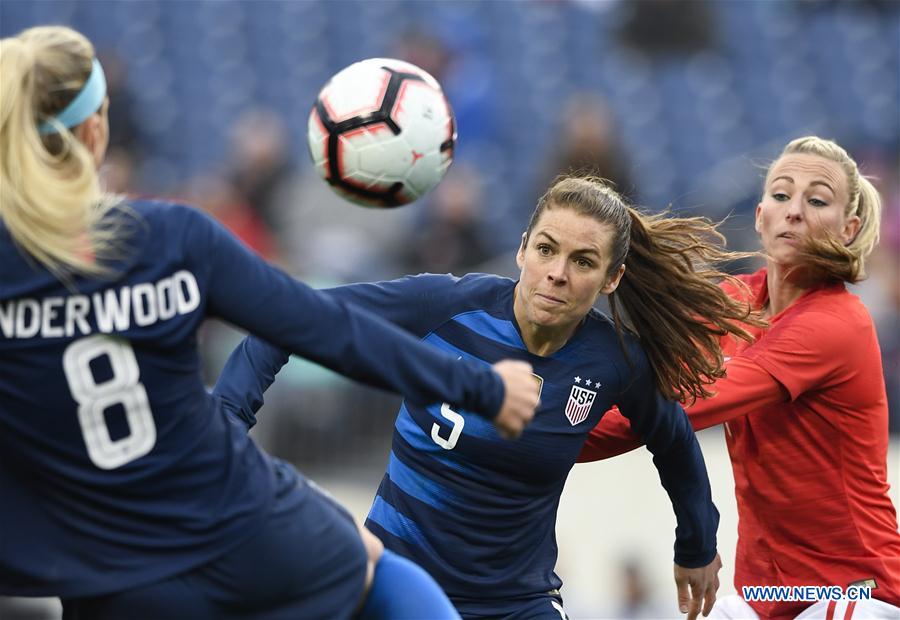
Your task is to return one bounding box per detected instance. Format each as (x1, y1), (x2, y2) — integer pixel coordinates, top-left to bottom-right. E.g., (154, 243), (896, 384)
(674, 553), (722, 620)
(491, 360), (540, 439)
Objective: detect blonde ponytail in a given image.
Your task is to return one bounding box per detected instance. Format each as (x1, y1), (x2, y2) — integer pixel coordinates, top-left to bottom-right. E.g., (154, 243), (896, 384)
(0, 26), (119, 281)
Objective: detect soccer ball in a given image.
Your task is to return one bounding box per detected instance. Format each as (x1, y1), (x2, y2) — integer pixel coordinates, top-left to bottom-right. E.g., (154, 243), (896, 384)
(307, 58), (456, 208)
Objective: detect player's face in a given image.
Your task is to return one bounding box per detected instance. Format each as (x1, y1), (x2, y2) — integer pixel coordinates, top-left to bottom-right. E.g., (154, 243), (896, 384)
(756, 154), (859, 266)
(515, 205), (622, 331)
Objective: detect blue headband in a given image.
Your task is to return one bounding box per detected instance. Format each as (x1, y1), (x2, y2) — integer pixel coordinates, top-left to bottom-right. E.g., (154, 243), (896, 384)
(38, 58), (107, 135)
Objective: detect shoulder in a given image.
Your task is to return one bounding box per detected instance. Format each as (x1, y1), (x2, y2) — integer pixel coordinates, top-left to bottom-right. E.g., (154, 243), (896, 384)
(583, 309), (651, 371)
(456, 272), (514, 296)
(815, 285), (872, 326)
(401, 272), (513, 301)
(582, 308), (620, 343)
(782, 285), (872, 333)
(583, 308), (641, 348)
(117, 198), (214, 244)
(109, 199), (231, 275)
(747, 285), (878, 397)
(756, 285), (875, 362)
(128, 199), (239, 258)
(126, 199), (211, 230)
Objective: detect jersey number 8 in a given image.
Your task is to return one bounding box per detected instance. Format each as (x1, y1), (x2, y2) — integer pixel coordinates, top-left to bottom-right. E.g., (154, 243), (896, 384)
(63, 335), (156, 470)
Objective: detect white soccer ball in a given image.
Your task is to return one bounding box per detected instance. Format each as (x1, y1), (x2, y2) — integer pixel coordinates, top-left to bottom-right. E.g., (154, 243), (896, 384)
(307, 58), (456, 208)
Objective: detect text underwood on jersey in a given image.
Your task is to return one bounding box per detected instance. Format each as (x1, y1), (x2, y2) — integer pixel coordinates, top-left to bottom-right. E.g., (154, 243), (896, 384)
(0, 270), (200, 338)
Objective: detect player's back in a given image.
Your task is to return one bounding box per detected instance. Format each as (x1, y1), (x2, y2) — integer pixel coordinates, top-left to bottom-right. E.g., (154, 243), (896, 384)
(0, 200), (275, 598)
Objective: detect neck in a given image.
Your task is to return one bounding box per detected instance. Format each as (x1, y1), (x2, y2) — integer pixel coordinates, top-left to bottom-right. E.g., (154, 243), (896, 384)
(512, 284), (579, 356)
(764, 261), (813, 316)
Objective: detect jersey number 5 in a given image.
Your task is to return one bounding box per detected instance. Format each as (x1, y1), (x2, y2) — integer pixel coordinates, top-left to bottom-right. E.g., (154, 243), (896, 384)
(63, 335), (157, 470)
(431, 402), (464, 450)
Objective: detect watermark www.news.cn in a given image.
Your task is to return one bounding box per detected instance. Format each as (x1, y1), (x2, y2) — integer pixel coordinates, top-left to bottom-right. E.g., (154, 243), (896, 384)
(742, 586), (872, 602)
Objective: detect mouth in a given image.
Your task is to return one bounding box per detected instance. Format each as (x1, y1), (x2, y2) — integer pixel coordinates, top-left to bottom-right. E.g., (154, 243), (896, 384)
(776, 232), (800, 243)
(535, 293), (565, 305)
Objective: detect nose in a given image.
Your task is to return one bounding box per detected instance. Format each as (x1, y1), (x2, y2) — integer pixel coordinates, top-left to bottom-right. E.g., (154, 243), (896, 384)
(785, 195), (804, 223)
(546, 256), (568, 283)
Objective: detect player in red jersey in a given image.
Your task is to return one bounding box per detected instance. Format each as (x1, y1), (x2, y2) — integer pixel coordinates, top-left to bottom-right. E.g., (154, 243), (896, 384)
(578, 136), (900, 619)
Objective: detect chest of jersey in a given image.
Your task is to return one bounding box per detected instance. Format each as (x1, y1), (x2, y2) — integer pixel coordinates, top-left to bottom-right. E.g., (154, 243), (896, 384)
(404, 319), (621, 488)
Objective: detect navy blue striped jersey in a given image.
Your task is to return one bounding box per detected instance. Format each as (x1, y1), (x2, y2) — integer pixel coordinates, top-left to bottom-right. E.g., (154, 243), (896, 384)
(216, 273), (719, 615)
(0, 201), (507, 598)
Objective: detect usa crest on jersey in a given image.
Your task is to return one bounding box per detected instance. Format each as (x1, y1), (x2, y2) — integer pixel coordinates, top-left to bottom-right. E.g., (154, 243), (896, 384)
(565, 384), (597, 425)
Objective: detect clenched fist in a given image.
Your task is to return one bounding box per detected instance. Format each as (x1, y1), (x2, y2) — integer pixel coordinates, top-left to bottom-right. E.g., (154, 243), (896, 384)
(491, 360), (541, 439)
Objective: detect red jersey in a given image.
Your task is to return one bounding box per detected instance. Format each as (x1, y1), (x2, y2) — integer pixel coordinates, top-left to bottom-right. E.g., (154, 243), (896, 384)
(580, 268), (900, 618)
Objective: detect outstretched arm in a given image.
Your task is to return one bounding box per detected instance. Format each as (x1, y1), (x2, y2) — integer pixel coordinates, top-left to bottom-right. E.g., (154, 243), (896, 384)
(578, 357), (788, 462)
(683, 357), (788, 429)
(209, 270), (538, 436)
(211, 276), (452, 430)
(190, 213), (518, 422)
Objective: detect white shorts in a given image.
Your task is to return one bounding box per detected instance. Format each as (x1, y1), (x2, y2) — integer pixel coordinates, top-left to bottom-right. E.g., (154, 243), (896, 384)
(794, 598), (900, 620)
(707, 594), (900, 620)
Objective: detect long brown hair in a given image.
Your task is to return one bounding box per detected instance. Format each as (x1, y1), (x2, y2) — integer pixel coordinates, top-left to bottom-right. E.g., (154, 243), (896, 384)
(526, 176), (763, 403)
(767, 136), (882, 284)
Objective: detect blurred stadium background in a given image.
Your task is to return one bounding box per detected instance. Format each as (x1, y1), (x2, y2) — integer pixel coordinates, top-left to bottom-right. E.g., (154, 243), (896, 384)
(1, 1), (898, 618)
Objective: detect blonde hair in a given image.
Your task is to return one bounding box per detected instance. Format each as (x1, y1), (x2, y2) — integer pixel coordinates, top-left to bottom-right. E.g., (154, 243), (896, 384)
(0, 25), (120, 280)
(769, 136), (882, 283)
(527, 176), (764, 403)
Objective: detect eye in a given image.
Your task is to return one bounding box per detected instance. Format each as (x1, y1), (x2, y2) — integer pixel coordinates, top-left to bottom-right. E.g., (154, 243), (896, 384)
(536, 243), (552, 256)
(574, 257), (594, 269)
(808, 197), (828, 208)
(771, 192), (789, 202)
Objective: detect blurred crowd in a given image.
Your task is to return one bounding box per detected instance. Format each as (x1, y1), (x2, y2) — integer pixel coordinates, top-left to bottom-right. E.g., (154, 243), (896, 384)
(9, 1), (899, 473)
(73, 0), (898, 452)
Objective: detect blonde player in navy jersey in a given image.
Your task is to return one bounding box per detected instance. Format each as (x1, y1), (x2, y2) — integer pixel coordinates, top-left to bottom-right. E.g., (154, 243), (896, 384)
(218, 175), (770, 619)
(0, 26), (543, 620)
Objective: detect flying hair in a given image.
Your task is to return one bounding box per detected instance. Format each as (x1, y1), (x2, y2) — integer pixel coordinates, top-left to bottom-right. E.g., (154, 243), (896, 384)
(527, 175), (765, 403)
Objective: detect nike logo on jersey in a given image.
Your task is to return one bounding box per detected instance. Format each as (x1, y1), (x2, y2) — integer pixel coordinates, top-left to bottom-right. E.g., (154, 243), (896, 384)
(532, 373), (544, 400)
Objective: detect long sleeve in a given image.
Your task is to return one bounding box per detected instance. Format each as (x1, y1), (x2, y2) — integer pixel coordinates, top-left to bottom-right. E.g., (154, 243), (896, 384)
(613, 344), (718, 568)
(578, 357), (788, 462)
(186, 211), (505, 420)
(576, 406), (640, 462)
(683, 358), (787, 429)
(213, 337), (290, 431)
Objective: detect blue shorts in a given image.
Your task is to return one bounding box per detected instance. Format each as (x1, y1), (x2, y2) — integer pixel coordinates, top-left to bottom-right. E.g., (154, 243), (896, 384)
(456, 591), (569, 620)
(62, 465), (367, 620)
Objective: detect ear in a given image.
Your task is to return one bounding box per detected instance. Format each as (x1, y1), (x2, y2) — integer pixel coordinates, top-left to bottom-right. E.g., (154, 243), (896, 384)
(600, 264), (626, 295)
(73, 113), (103, 164)
(74, 114), (99, 149)
(754, 203), (763, 233)
(516, 232), (527, 270)
(842, 214), (861, 245)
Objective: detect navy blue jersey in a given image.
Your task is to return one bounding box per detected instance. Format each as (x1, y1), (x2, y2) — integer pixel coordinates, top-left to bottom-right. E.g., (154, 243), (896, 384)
(216, 273), (719, 615)
(0, 201), (508, 598)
